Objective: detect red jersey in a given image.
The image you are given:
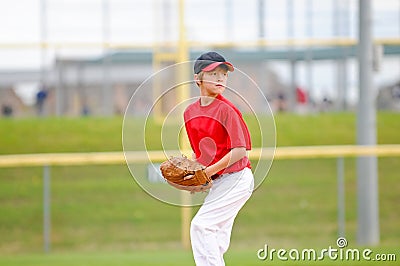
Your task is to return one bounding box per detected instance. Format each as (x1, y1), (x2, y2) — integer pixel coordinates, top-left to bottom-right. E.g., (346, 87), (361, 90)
(184, 94), (251, 175)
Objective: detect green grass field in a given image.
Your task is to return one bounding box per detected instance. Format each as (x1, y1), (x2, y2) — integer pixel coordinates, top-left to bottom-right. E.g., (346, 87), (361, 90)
(1, 248), (398, 266)
(0, 113), (399, 265)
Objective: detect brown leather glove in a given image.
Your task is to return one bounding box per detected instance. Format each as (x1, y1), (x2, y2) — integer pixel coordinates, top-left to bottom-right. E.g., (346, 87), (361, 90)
(160, 155), (212, 190)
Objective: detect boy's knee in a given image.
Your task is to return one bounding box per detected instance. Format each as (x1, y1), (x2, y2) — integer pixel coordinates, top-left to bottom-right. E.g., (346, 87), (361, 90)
(190, 217), (204, 233)
(191, 217), (215, 235)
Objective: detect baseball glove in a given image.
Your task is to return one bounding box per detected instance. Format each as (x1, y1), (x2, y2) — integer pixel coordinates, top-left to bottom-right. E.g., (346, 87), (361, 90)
(160, 155), (211, 190)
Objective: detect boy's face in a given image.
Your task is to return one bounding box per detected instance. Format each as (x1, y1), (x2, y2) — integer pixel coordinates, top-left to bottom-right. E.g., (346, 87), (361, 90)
(195, 65), (228, 97)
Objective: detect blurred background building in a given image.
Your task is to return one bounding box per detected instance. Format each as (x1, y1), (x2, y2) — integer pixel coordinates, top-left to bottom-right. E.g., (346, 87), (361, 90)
(0, 0), (399, 117)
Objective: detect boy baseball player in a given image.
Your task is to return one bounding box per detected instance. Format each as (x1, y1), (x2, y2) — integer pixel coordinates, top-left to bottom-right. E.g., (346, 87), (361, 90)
(184, 52), (254, 265)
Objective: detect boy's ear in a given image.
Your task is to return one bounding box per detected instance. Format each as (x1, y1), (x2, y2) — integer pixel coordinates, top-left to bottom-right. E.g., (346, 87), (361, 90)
(194, 74), (201, 87)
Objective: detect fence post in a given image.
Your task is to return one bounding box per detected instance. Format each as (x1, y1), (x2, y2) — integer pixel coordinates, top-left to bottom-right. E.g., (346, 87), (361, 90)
(337, 157), (345, 237)
(43, 165), (51, 252)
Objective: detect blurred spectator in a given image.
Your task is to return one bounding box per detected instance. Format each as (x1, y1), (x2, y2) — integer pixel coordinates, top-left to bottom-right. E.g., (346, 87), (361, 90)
(321, 96), (333, 112)
(296, 86), (309, 114)
(36, 84), (48, 116)
(276, 91), (287, 112)
(392, 84), (400, 99)
(296, 87), (308, 104)
(1, 104), (13, 117)
(82, 105), (90, 116)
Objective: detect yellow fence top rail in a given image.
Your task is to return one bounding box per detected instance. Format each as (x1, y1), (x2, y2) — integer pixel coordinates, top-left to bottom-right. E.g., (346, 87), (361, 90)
(0, 145), (400, 168)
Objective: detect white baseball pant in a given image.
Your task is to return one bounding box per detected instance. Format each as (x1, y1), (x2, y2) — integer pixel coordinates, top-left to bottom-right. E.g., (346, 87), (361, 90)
(190, 167), (254, 266)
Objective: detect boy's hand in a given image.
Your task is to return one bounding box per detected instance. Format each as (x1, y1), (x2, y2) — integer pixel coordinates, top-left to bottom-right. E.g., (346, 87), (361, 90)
(188, 179), (213, 194)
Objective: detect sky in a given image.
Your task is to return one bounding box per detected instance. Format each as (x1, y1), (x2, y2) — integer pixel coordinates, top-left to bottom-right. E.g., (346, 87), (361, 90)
(0, 0), (399, 103)
(0, 0), (398, 68)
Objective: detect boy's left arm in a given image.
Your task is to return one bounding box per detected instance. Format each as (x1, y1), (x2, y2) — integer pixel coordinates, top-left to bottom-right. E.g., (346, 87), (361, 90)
(188, 147), (246, 194)
(205, 147), (246, 178)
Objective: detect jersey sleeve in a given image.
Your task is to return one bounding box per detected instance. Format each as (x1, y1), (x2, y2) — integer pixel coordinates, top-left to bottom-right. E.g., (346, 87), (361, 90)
(224, 107), (252, 150)
(183, 109), (196, 153)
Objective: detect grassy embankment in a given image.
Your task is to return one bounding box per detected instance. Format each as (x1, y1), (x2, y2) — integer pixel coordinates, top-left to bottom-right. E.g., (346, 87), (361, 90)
(0, 113), (398, 265)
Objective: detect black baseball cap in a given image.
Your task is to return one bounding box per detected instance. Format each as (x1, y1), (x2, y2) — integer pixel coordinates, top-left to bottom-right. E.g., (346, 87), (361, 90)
(194, 52), (234, 74)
